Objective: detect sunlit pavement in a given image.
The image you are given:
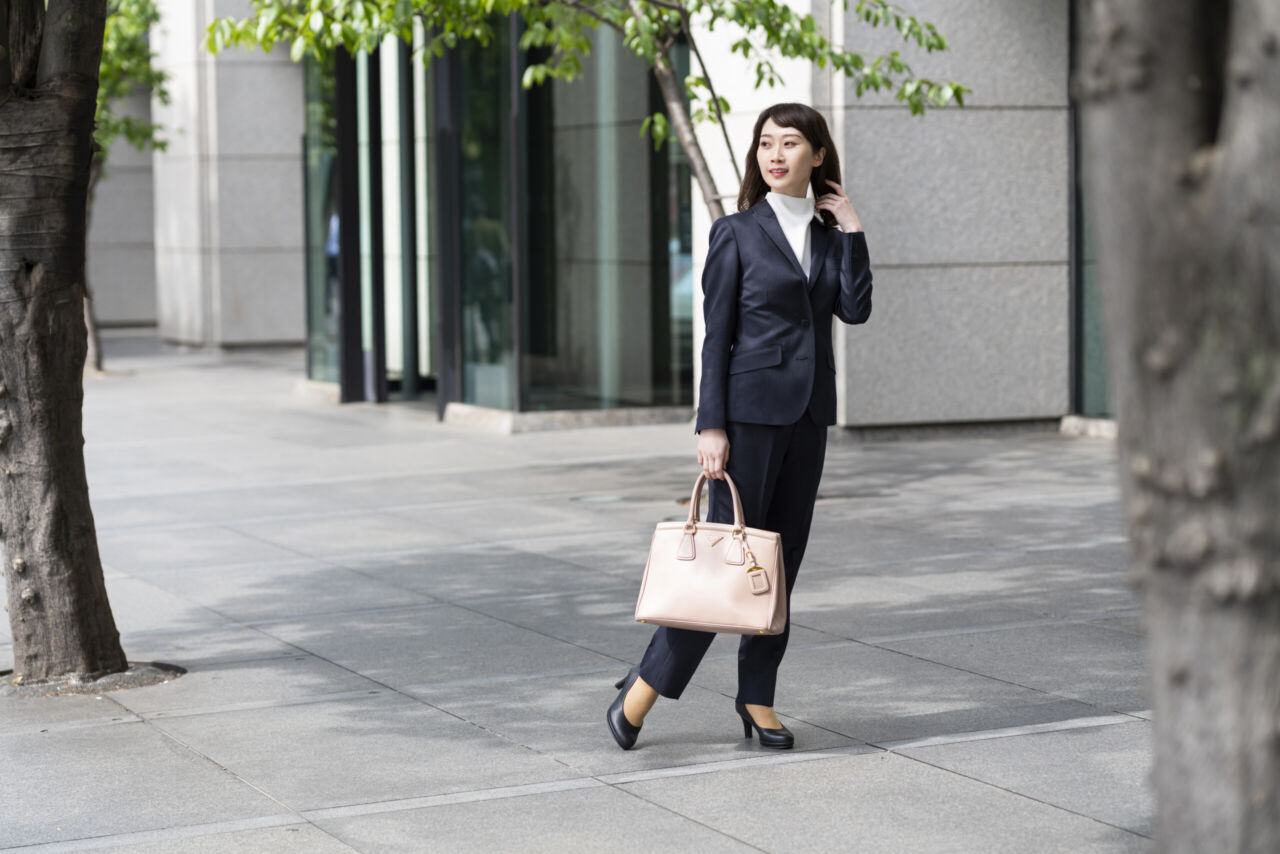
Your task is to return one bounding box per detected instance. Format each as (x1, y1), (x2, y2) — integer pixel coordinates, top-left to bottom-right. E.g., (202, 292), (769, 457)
(1, 330), (1150, 853)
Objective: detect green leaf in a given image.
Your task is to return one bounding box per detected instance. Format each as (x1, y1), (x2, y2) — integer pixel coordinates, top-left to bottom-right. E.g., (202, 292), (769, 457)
(291, 35), (308, 62)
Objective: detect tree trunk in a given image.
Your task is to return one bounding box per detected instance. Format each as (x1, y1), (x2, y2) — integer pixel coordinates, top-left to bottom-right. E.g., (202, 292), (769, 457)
(625, 0), (726, 222)
(651, 47), (726, 222)
(1075, 1), (1280, 851)
(1, 0), (126, 683)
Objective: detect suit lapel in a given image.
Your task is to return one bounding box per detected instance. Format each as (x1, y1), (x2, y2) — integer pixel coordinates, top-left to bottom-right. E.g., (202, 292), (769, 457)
(751, 203), (807, 281)
(807, 220), (833, 291)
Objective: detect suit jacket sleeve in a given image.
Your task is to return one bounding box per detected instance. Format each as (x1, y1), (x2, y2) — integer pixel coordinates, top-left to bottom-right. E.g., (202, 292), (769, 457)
(834, 230), (873, 325)
(694, 217), (741, 433)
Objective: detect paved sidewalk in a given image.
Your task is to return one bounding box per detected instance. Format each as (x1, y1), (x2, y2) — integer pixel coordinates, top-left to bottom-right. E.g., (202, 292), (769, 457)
(2, 333), (1152, 853)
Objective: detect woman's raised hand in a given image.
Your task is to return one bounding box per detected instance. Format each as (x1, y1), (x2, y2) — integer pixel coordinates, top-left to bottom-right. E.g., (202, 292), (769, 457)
(817, 179), (863, 233)
(697, 429), (730, 480)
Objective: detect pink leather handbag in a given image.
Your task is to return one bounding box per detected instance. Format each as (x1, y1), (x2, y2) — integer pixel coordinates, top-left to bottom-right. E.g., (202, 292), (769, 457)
(634, 471), (786, 635)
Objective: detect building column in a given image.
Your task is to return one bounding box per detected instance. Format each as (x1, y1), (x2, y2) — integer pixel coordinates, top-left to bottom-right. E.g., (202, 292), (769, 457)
(151, 0), (305, 346)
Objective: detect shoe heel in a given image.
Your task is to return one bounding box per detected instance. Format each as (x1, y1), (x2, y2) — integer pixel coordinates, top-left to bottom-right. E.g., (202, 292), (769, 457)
(614, 677), (625, 690)
(741, 716), (753, 739)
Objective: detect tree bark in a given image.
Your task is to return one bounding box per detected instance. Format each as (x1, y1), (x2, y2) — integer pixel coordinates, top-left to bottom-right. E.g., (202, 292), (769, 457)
(84, 155), (104, 375)
(624, 1), (726, 221)
(679, 10), (742, 188)
(1075, 0), (1280, 851)
(1, 0), (125, 683)
(651, 45), (726, 222)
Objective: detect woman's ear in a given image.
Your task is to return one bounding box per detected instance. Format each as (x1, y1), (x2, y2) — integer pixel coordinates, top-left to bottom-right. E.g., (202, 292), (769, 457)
(813, 146), (825, 167)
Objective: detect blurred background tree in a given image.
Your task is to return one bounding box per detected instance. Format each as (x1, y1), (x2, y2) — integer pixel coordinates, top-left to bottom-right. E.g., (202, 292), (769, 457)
(86, 0), (169, 373)
(206, 0), (967, 222)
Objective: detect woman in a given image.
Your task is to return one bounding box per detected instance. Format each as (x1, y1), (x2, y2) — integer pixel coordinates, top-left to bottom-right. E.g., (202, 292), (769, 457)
(607, 102), (873, 750)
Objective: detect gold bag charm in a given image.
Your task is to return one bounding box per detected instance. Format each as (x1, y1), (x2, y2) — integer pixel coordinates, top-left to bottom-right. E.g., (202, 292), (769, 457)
(743, 541), (770, 594)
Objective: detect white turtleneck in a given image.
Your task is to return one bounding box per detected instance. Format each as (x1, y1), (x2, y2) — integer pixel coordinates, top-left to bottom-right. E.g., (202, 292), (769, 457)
(765, 190), (819, 276)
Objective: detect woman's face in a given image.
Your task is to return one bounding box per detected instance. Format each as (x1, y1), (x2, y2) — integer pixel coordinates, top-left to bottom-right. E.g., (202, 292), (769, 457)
(756, 117), (824, 198)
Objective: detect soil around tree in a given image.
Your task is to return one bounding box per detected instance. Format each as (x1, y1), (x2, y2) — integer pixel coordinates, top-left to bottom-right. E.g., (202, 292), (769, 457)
(0, 662), (186, 697)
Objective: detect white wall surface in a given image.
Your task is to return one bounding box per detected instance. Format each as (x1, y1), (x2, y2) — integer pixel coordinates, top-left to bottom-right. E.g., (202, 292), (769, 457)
(151, 0), (305, 346)
(88, 91), (157, 325)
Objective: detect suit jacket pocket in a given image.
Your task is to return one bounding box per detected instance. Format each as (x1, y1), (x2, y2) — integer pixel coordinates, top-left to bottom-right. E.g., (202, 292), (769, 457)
(728, 344), (783, 374)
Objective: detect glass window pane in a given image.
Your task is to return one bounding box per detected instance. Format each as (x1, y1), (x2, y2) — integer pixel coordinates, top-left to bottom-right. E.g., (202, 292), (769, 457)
(1079, 199), (1109, 416)
(457, 26), (514, 409)
(518, 31), (692, 411)
(303, 55), (341, 383)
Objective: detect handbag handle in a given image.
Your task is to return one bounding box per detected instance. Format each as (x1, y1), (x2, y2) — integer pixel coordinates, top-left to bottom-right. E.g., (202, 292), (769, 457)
(686, 471), (746, 533)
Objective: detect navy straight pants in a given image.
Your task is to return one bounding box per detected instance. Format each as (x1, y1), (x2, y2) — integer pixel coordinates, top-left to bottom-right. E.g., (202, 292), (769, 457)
(636, 409), (828, 707)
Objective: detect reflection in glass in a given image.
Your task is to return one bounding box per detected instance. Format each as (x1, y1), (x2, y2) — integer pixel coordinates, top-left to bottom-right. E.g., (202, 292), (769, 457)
(1079, 199), (1109, 416)
(517, 33), (693, 411)
(458, 27), (514, 409)
(659, 42), (694, 407)
(303, 55), (341, 383)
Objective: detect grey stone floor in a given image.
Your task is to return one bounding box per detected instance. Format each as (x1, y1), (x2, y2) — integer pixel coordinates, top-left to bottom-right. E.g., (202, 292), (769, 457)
(1, 332), (1152, 853)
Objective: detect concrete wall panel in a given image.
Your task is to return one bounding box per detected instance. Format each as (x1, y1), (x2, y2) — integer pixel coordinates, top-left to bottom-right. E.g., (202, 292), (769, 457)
(842, 263), (1070, 424)
(842, 108), (1070, 266)
(88, 91), (157, 325)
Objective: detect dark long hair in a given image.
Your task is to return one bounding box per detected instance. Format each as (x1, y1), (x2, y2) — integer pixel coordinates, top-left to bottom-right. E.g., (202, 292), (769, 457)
(736, 103), (842, 228)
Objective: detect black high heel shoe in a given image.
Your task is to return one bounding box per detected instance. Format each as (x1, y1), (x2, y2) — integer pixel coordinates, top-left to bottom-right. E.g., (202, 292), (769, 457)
(607, 668), (643, 750)
(735, 701), (794, 749)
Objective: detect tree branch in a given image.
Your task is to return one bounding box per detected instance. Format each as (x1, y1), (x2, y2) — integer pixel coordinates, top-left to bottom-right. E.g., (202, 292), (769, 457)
(632, 0), (723, 220)
(558, 0), (623, 32)
(679, 5), (741, 187)
(37, 0), (106, 85)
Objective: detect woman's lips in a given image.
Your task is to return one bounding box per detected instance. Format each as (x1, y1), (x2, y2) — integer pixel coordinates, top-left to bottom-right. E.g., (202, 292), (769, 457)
(769, 169), (788, 176)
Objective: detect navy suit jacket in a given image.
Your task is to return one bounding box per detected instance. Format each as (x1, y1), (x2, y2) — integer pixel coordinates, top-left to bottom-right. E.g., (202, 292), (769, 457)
(694, 201), (873, 433)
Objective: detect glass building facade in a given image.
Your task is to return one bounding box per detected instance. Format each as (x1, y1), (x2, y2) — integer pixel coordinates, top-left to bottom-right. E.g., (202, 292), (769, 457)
(303, 22), (694, 416)
(302, 14), (1107, 422)
(1068, 9), (1109, 418)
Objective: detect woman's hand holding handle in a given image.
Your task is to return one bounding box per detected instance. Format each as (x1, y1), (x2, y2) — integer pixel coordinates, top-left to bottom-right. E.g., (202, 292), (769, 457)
(697, 429), (730, 480)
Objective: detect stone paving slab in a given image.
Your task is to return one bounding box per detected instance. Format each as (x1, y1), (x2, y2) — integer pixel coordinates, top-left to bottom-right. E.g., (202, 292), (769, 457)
(2, 721), (282, 849)
(460, 586), (843, 664)
(788, 571), (1047, 641)
(315, 784), (757, 854)
(89, 824), (360, 854)
(0, 693), (136, 736)
(414, 668), (865, 778)
(146, 693), (580, 812)
(339, 545), (631, 602)
(136, 560), (438, 623)
(0, 337), (1153, 852)
(113, 624), (306, 671)
(101, 577), (229, 635)
(619, 752), (1147, 854)
(900, 720), (1153, 836)
(474, 529), (661, 577)
(878, 557), (1139, 619)
(303, 475), (487, 511)
(226, 511), (463, 559)
(254, 604), (620, 689)
(96, 525), (303, 575)
(106, 652), (379, 716)
(880, 621), (1149, 712)
(691, 640), (1104, 746)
